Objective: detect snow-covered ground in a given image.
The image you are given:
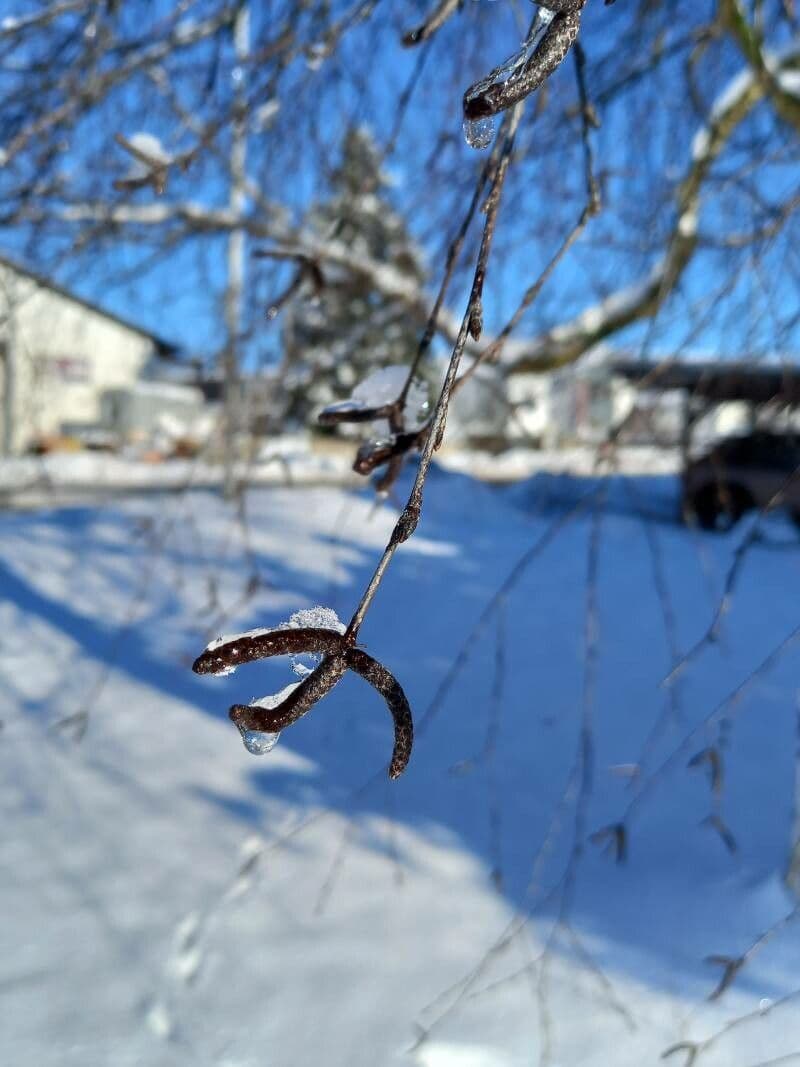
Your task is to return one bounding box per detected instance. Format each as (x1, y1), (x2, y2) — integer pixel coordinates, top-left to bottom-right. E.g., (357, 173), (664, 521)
(0, 442), (681, 504)
(0, 436), (359, 503)
(1, 467), (800, 1067)
(438, 444), (681, 482)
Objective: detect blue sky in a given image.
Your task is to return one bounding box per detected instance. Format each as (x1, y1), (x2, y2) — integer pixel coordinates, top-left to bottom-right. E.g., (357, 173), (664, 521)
(2, 0), (798, 367)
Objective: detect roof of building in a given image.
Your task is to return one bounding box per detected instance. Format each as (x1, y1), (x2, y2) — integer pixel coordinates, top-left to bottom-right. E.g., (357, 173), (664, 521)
(0, 251), (180, 357)
(612, 359), (800, 406)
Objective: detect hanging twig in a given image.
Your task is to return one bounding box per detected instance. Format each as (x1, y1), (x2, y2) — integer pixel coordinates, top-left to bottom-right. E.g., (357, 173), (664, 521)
(463, 2), (587, 122)
(193, 624), (414, 778)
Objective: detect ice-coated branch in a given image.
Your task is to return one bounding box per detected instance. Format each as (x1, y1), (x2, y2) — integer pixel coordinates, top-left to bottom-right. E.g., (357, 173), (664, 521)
(193, 614), (415, 779)
(343, 104), (525, 642)
(463, 3), (586, 122)
(190, 113), (531, 775)
(345, 649), (414, 780)
(192, 626), (346, 675)
(229, 653), (348, 732)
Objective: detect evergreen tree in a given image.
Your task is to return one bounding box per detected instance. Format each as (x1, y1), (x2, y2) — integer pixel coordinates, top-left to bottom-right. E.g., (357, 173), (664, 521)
(281, 126), (426, 425)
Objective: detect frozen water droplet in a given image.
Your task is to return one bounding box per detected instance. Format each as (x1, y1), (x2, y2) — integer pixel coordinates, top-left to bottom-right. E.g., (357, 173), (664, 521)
(242, 729), (280, 755)
(463, 117), (494, 150)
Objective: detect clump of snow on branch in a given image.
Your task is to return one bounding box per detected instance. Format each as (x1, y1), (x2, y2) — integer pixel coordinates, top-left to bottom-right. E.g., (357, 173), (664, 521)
(115, 132), (174, 192)
(286, 606), (345, 632)
(123, 132), (172, 169)
(254, 99), (280, 131)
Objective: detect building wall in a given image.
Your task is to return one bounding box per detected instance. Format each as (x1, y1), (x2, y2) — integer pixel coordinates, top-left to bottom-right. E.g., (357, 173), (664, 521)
(0, 264), (156, 452)
(508, 369), (638, 448)
(506, 373), (554, 445)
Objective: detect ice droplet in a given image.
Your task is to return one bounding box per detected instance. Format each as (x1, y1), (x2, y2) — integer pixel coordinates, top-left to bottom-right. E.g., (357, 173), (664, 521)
(241, 729), (281, 755)
(463, 117), (495, 150)
(238, 682), (299, 755)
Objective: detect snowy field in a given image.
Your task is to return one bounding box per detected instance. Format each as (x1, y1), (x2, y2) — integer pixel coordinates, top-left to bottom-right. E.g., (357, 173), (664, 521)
(2, 467), (800, 1067)
(0, 437), (360, 502)
(0, 442), (679, 505)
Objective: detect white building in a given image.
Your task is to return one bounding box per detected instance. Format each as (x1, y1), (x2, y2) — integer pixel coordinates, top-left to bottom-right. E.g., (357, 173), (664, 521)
(449, 347), (639, 450)
(0, 254), (180, 453)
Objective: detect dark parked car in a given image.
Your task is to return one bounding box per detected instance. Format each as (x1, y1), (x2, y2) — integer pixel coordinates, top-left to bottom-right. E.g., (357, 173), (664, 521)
(682, 431), (800, 529)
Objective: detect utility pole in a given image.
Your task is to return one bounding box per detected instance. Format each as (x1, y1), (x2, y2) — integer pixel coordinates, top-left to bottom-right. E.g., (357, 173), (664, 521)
(223, 2), (249, 498)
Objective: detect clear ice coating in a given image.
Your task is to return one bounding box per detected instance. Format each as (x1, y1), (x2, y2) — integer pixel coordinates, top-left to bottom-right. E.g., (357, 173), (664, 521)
(241, 729), (281, 755)
(352, 366), (408, 407)
(239, 681), (301, 755)
(290, 653), (319, 678)
(347, 367), (430, 431)
(499, 6), (555, 81)
(463, 5), (556, 150)
(319, 399), (367, 417)
(463, 116), (495, 150)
